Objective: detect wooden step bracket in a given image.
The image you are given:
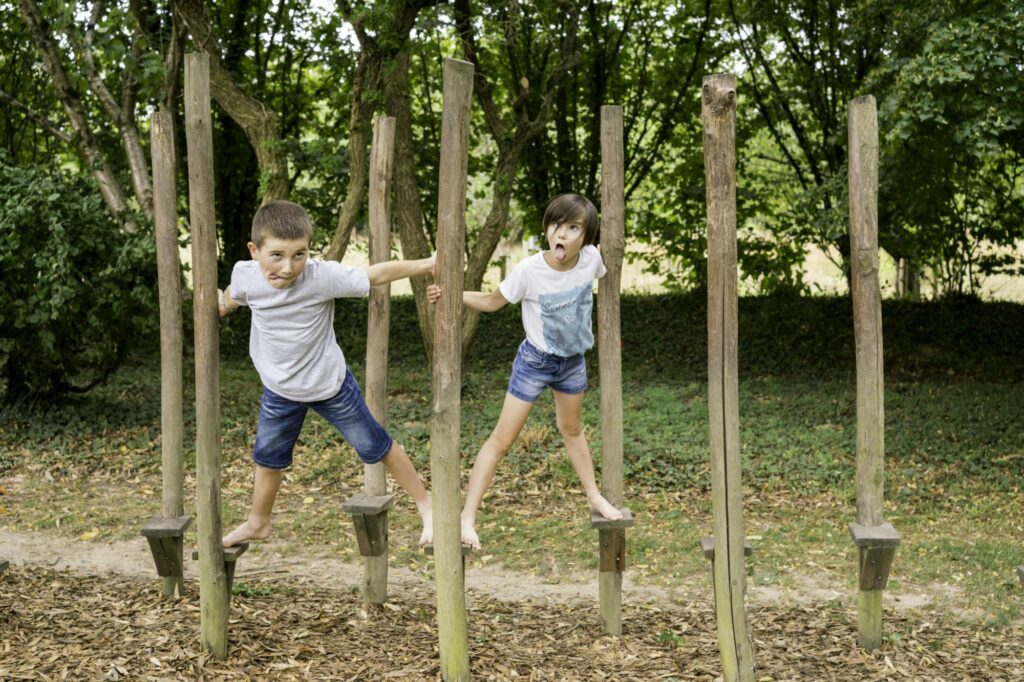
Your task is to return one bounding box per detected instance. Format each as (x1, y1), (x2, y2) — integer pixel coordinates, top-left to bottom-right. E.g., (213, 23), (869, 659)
(342, 492), (394, 557)
(424, 542), (473, 571)
(591, 509), (633, 573)
(848, 522), (901, 591)
(192, 542), (249, 595)
(423, 543), (473, 557)
(1016, 565), (1023, 587)
(701, 536), (753, 561)
(141, 515), (192, 580)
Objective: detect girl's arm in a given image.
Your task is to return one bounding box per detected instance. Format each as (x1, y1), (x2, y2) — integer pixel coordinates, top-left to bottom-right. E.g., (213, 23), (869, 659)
(463, 289), (509, 313)
(363, 254), (435, 286)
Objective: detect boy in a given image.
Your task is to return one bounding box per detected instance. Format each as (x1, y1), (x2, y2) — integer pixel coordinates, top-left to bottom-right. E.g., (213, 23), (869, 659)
(434, 193), (623, 549)
(218, 200), (438, 548)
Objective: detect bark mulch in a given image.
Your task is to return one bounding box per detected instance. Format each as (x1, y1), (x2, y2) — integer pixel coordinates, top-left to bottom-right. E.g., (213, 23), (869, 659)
(0, 566), (1020, 680)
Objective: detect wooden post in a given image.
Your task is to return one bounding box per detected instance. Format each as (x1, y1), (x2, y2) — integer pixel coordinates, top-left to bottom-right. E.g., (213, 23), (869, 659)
(848, 94), (900, 651)
(149, 109), (189, 597)
(430, 57), (473, 682)
(363, 116), (396, 605)
(702, 73), (756, 682)
(184, 52), (229, 659)
(597, 105), (626, 635)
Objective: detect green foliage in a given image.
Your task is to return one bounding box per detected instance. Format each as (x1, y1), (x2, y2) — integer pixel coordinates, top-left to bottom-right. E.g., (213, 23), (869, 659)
(0, 155), (158, 404)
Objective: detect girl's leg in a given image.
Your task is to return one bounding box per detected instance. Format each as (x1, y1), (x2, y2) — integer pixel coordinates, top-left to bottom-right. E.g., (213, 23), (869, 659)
(553, 390), (624, 521)
(380, 441), (433, 546)
(223, 465), (283, 547)
(461, 392), (535, 548)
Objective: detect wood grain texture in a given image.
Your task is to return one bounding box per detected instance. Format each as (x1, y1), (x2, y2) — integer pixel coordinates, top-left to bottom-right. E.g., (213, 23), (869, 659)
(702, 73), (755, 682)
(184, 52), (229, 659)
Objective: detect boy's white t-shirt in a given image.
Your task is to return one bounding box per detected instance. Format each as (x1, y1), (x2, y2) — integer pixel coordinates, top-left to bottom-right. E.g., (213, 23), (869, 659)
(230, 259), (370, 402)
(498, 244), (606, 357)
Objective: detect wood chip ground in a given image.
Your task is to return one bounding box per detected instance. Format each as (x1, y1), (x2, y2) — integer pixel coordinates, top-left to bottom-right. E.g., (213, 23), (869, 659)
(1, 566), (1021, 680)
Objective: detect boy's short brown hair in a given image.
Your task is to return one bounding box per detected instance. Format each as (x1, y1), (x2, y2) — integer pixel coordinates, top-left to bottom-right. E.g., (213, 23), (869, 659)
(251, 200), (314, 246)
(542, 194), (600, 245)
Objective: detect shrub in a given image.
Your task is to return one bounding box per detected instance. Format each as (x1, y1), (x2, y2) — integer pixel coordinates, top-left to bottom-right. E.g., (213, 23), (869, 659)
(0, 155), (158, 405)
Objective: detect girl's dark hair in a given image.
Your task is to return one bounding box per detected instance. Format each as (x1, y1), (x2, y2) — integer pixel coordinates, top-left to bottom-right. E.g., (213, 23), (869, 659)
(251, 200), (314, 246)
(542, 194), (600, 245)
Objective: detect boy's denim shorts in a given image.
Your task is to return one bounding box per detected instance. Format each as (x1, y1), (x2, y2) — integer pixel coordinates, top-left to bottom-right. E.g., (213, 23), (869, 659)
(253, 368), (393, 469)
(507, 339), (587, 403)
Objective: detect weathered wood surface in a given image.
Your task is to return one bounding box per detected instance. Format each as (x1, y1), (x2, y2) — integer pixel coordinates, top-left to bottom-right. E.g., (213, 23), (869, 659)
(342, 493), (395, 515)
(430, 57), (473, 682)
(150, 109), (187, 597)
(589, 508), (634, 529)
(363, 115), (396, 605)
(184, 52), (229, 660)
(702, 72), (756, 682)
(701, 536), (753, 560)
(597, 105), (627, 637)
(848, 522), (901, 547)
(141, 515), (193, 538)
(849, 94), (894, 651)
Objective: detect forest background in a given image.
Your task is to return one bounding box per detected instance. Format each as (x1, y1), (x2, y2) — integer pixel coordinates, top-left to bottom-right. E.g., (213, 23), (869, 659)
(0, 0), (1022, 400)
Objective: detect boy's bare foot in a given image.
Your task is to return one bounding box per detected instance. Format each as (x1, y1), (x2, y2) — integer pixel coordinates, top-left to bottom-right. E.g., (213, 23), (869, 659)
(460, 516), (481, 550)
(417, 499), (433, 546)
(223, 519), (271, 548)
(588, 494), (624, 521)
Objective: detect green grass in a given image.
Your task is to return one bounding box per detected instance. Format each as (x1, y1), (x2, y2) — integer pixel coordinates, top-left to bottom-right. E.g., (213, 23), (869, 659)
(1, 293), (1022, 624)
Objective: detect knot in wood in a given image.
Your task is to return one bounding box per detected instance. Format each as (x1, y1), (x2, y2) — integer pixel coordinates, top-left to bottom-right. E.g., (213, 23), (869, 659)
(856, 248), (878, 275)
(702, 83), (736, 115)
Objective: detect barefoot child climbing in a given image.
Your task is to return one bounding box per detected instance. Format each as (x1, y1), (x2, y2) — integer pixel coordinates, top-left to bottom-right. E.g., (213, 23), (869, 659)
(433, 193), (623, 549)
(218, 200), (440, 549)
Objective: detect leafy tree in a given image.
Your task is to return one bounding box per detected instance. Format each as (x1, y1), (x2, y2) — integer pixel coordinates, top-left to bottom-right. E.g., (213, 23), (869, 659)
(0, 154), (157, 404)
(872, 0), (1024, 297)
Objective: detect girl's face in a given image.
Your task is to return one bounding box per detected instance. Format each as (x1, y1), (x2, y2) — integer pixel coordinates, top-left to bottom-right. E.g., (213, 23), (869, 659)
(545, 215), (586, 269)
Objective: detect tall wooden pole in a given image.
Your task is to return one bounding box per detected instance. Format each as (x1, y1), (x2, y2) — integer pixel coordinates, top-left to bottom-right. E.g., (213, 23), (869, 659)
(702, 73), (756, 682)
(151, 110), (185, 597)
(848, 94), (899, 650)
(430, 57), (473, 682)
(184, 52), (229, 659)
(597, 105), (626, 635)
(363, 116), (396, 605)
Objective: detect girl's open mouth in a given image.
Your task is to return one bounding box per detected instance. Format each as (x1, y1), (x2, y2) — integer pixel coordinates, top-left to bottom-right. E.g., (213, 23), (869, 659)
(554, 244), (566, 260)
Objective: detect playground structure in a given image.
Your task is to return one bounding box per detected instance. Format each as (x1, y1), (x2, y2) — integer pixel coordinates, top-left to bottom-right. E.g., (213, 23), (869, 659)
(696, 78), (903, 680)
(137, 54), (916, 677)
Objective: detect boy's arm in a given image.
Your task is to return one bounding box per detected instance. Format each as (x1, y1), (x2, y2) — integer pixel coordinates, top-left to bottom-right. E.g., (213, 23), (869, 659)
(463, 289), (509, 313)
(218, 286), (241, 317)
(363, 255), (435, 286)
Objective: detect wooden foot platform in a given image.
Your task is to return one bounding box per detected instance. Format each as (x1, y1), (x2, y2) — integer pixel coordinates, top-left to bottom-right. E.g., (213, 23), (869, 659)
(141, 515), (192, 579)
(423, 543), (473, 557)
(192, 542), (250, 594)
(589, 508), (634, 530)
(343, 493), (394, 557)
(700, 536), (753, 561)
(1017, 565), (1024, 587)
(848, 522), (901, 591)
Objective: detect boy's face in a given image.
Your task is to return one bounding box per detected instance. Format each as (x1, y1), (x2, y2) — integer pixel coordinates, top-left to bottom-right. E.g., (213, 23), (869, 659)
(248, 236), (310, 288)
(545, 214), (586, 266)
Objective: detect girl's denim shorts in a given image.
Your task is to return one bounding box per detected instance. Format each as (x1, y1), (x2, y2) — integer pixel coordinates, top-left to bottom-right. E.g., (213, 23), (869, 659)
(253, 368), (393, 469)
(507, 339), (587, 403)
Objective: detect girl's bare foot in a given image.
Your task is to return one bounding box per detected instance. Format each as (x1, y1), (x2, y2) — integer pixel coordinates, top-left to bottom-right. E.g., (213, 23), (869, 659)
(223, 518), (271, 548)
(417, 499), (433, 546)
(461, 516), (481, 550)
(588, 494), (624, 521)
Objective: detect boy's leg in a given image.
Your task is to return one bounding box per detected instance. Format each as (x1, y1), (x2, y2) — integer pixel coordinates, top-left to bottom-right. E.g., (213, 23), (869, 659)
(223, 465), (283, 547)
(553, 390), (623, 521)
(380, 441), (434, 546)
(461, 392), (535, 548)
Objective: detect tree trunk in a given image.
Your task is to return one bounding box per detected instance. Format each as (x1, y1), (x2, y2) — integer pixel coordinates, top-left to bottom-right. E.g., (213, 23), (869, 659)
(18, 0), (136, 231)
(173, 0), (289, 203)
